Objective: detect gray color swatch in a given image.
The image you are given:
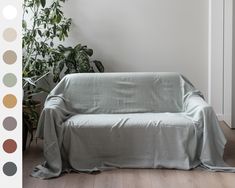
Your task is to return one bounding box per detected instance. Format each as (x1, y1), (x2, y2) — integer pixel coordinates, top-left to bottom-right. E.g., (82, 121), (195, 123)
(3, 117), (17, 131)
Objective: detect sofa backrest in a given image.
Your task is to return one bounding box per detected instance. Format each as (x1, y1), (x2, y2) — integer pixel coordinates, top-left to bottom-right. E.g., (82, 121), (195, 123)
(57, 72), (188, 114)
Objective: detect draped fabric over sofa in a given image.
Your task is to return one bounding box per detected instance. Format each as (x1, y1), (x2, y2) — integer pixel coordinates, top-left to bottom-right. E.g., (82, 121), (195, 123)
(31, 72), (235, 179)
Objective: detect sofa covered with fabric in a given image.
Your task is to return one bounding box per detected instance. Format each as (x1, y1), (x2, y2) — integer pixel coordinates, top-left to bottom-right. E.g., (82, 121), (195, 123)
(32, 72), (234, 179)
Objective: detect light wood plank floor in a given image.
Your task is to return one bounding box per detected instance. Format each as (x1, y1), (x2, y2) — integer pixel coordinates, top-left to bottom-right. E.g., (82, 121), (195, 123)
(23, 122), (235, 188)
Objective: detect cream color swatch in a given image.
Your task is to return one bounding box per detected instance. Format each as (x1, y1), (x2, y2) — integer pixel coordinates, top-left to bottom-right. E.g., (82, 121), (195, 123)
(3, 28), (17, 42)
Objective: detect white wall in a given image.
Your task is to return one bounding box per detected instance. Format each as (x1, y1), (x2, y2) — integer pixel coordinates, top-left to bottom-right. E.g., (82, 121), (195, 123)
(62, 0), (209, 99)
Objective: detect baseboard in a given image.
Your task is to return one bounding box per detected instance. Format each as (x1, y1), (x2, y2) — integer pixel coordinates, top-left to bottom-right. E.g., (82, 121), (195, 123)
(217, 114), (235, 129)
(216, 114), (224, 121)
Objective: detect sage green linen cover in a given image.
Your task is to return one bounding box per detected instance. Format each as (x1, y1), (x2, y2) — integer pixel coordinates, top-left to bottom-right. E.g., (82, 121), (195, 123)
(32, 72), (234, 179)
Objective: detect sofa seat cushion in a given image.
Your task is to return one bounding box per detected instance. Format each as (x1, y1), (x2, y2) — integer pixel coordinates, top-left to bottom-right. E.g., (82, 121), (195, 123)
(65, 113), (194, 128)
(61, 113), (201, 171)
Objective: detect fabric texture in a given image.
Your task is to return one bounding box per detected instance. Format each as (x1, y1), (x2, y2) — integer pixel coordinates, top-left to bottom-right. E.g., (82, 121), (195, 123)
(31, 72), (235, 179)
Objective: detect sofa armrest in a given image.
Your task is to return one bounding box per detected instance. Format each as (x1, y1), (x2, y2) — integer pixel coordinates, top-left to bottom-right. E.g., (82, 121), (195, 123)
(184, 94), (211, 118)
(35, 95), (72, 139)
(183, 93), (227, 167)
(32, 95), (75, 179)
(44, 95), (66, 108)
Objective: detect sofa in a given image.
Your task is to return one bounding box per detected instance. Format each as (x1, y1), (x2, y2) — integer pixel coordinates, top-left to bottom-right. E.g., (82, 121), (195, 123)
(32, 72), (234, 179)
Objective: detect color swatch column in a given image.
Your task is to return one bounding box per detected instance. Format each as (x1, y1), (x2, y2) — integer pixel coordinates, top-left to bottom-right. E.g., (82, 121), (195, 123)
(0, 0), (22, 187)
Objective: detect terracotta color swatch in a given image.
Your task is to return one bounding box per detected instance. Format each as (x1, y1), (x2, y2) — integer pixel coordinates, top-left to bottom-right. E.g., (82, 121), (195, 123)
(3, 139), (17, 153)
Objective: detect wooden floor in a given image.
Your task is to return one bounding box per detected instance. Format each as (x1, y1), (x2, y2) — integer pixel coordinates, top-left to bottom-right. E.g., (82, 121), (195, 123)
(23, 122), (235, 188)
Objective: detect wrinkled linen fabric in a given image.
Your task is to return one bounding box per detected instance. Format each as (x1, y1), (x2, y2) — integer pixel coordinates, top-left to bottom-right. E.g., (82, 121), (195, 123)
(31, 72), (235, 179)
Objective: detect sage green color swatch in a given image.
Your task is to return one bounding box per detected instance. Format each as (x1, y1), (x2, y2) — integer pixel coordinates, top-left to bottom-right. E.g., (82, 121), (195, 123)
(3, 73), (17, 87)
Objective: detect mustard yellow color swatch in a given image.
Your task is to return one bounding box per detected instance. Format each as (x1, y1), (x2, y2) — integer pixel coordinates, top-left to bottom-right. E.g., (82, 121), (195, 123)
(3, 94), (17, 108)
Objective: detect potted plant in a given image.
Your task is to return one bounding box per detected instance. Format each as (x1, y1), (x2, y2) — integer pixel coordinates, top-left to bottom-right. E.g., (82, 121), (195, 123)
(22, 0), (105, 150)
(22, 0), (72, 150)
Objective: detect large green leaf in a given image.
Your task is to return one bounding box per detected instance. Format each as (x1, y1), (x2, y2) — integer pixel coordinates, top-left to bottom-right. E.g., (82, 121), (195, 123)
(22, 20), (27, 29)
(40, 0), (46, 7)
(93, 60), (104, 72)
(85, 48), (93, 56)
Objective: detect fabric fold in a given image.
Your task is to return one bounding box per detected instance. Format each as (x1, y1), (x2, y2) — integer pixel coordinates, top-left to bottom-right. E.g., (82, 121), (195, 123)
(31, 92), (76, 178)
(184, 94), (235, 172)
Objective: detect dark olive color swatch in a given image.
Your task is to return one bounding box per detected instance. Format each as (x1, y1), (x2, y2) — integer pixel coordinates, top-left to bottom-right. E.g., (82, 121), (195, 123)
(3, 162), (17, 176)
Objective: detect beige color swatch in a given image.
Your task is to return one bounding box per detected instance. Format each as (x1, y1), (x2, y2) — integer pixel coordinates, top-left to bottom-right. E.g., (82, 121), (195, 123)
(3, 50), (17, 64)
